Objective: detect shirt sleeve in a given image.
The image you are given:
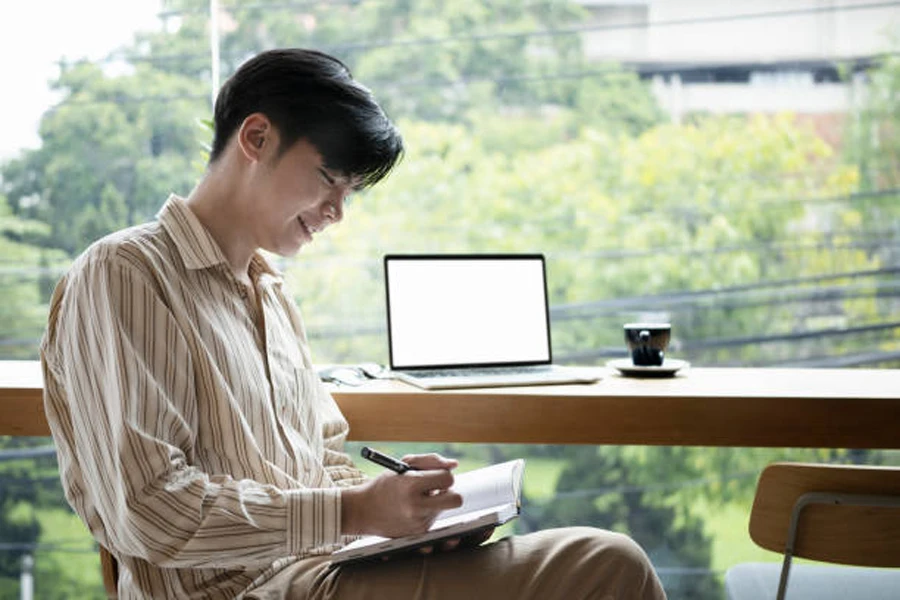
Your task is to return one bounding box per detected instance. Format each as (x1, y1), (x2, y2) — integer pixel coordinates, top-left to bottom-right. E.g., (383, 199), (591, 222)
(278, 281), (369, 488)
(43, 251), (343, 570)
(321, 419), (368, 488)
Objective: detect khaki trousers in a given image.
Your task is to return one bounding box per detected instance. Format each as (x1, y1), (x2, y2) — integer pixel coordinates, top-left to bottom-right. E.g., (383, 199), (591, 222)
(246, 527), (667, 600)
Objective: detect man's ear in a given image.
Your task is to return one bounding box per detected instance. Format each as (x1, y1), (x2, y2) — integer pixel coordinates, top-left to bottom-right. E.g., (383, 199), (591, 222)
(237, 113), (271, 161)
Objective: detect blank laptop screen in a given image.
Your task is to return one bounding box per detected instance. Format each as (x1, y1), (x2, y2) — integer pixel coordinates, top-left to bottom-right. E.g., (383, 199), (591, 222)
(385, 255), (552, 369)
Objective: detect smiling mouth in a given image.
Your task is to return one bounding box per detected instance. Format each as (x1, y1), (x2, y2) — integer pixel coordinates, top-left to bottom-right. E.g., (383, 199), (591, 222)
(298, 216), (314, 236)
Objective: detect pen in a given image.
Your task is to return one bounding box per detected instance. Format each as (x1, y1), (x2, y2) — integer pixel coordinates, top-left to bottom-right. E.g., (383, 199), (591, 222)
(361, 446), (414, 474)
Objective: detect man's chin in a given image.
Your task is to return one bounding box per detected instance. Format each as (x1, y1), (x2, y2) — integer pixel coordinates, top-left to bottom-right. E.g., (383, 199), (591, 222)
(267, 239), (307, 258)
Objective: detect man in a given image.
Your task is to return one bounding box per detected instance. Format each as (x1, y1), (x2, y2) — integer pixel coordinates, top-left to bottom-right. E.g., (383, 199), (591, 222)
(41, 48), (666, 599)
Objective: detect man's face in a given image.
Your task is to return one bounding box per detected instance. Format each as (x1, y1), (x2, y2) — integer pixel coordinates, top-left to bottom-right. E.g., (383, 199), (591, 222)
(250, 136), (359, 257)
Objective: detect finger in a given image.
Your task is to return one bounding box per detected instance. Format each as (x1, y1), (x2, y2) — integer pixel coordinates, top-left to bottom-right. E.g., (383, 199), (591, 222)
(418, 545), (435, 555)
(403, 453), (459, 471)
(440, 537), (461, 552)
(409, 469), (455, 494)
(420, 488), (463, 511)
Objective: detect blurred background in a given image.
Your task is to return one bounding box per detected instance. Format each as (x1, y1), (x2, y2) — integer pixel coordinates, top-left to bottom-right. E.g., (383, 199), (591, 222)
(1, 1), (899, 597)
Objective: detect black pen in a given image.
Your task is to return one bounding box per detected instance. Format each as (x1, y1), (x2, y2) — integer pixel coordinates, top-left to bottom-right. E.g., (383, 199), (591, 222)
(361, 446), (414, 474)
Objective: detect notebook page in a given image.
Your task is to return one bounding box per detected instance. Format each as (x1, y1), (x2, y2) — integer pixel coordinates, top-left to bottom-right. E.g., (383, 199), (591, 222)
(438, 459), (524, 521)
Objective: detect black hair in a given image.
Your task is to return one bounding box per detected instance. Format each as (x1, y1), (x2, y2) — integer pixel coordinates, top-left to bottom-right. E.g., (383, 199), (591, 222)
(210, 48), (403, 189)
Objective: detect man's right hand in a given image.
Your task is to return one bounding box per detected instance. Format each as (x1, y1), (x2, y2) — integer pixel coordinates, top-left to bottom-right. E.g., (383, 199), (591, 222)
(340, 464), (463, 538)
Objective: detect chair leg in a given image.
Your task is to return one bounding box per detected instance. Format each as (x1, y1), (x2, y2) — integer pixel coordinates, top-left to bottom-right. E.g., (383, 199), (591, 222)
(776, 552), (793, 600)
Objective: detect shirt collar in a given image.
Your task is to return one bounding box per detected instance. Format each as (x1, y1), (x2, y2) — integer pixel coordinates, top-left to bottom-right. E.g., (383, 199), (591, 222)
(157, 194), (283, 283)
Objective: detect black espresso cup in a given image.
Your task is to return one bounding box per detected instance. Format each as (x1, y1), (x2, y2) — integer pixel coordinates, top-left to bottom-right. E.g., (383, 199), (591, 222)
(624, 323), (671, 367)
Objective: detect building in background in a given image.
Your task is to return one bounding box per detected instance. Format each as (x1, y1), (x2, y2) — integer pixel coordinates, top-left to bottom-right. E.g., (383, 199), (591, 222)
(578, 0), (899, 144)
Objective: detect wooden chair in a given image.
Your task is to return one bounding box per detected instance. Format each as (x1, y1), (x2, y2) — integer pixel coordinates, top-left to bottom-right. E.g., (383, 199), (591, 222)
(725, 462), (900, 600)
(99, 545), (119, 599)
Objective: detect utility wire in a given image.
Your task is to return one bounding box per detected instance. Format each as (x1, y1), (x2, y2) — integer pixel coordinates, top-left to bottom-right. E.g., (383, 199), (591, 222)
(143, 1), (900, 58)
(303, 285), (900, 339)
(0, 447), (57, 461)
(158, 0), (572, 18)
(681, 320), (900, 350)
(45, 57), (892, 109)
(765, 349), (900, 368)
(564, 319), (900, 353)
(548, 282), (900, 323)
(550, 266), (900, 315)
(0, 542), (97, 554)
(3, 236), (899, 278)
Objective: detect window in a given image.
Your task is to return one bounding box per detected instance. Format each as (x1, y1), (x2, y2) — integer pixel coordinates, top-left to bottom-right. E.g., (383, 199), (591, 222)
(1, 1), (898, 597)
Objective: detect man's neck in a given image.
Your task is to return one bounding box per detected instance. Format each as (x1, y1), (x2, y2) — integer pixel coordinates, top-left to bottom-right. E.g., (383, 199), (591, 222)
(185, 164), (256, 286)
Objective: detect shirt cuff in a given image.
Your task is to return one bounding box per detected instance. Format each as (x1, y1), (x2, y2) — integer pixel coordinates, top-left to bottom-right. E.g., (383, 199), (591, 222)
(286, 487), (343, 554)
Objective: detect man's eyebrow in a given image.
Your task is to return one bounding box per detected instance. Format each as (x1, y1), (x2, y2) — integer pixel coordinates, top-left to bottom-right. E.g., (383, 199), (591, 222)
(317, 166), (337, 184)
(322, 166), (364, 190)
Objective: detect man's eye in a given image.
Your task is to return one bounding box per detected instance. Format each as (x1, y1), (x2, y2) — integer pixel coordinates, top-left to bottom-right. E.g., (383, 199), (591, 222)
(318, 168), (336, 186)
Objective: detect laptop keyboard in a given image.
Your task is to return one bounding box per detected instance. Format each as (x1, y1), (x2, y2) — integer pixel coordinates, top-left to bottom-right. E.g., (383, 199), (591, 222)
(402, 365), (555, 378)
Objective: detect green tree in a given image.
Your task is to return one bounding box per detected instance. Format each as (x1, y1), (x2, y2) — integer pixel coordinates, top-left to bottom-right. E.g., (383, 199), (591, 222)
(536, 446), (720, 599)
(2, 61), (205, 255)
(3, 4), (898, 598)
(0, 195), (67, 359)
(844, 33), (900, 330)
(145, 0), (592, 122)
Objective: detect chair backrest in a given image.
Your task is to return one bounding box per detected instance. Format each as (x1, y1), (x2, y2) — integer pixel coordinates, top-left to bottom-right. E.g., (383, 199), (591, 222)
(99, 545), (119, 599)
(749, 462), (900, 567)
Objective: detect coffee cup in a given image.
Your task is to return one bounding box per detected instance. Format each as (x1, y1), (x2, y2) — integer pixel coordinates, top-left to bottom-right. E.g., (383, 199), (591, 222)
(624, 323), (671, 367)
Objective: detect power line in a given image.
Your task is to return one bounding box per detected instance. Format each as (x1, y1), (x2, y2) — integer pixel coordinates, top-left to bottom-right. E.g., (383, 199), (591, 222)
(47, 93), (207, 109)
(44, 54), (889, 110)
(0, 542), (96, 554)
(548, 235), (900, 263)
(551, 265), (900, 317)
(3, 236), (899, 280)
(549, 282), (900, 324)
(558, 344), (900, 367)
(158, 0), (574, 18)
(308, 277), (900, 339)
(68, 2), (900, 92)
(3, 225), (899, 279)
(681, 320), (900, 351)
(0, 447), (57, 461)
(40, 52), (900, 115)
(142, 1), (900, 60)
(159, 0), (376, 18)
(322, 2), (900, 55)
(361, 57), (894, 95)
(769, 349), (900, 367)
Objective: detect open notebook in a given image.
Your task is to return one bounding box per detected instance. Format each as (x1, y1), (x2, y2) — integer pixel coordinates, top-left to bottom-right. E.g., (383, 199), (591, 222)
(330, 459), (525, 567)
(384, 254), (601, 389)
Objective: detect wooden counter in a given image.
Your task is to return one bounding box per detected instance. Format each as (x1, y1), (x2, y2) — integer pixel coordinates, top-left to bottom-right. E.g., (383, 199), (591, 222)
(2, 360), (899, 448)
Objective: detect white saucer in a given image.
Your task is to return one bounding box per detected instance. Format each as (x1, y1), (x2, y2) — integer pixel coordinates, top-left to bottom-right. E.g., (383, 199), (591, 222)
(606, 358), (689, 378)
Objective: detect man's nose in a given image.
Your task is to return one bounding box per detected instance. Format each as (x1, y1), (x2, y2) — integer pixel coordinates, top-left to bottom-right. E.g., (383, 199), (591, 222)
(323, 189), (346, 223)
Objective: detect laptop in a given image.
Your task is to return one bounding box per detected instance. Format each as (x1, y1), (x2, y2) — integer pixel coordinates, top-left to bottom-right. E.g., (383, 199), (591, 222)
(383, 254), (601, 390)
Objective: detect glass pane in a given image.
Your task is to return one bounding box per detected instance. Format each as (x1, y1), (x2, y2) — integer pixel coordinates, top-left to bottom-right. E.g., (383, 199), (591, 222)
(2, 1), (898, 598)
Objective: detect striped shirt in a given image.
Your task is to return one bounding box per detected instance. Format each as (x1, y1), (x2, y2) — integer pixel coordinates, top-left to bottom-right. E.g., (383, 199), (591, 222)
(40, 195), (366, 599)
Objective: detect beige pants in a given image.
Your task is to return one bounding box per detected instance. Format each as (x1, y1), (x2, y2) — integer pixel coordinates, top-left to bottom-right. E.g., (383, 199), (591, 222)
(246, 527), (667, 600)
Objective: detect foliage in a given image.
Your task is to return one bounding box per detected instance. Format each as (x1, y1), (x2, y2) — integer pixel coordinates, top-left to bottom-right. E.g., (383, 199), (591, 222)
(290, 112), (878, 368)
(1, 4), (899, 599)
(534, 446), (720, 598)
(843, 35), (900, 288)
(0, 437), (65, 587)
(0, 196), (67, 359)
(1, 62), (206, 255)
